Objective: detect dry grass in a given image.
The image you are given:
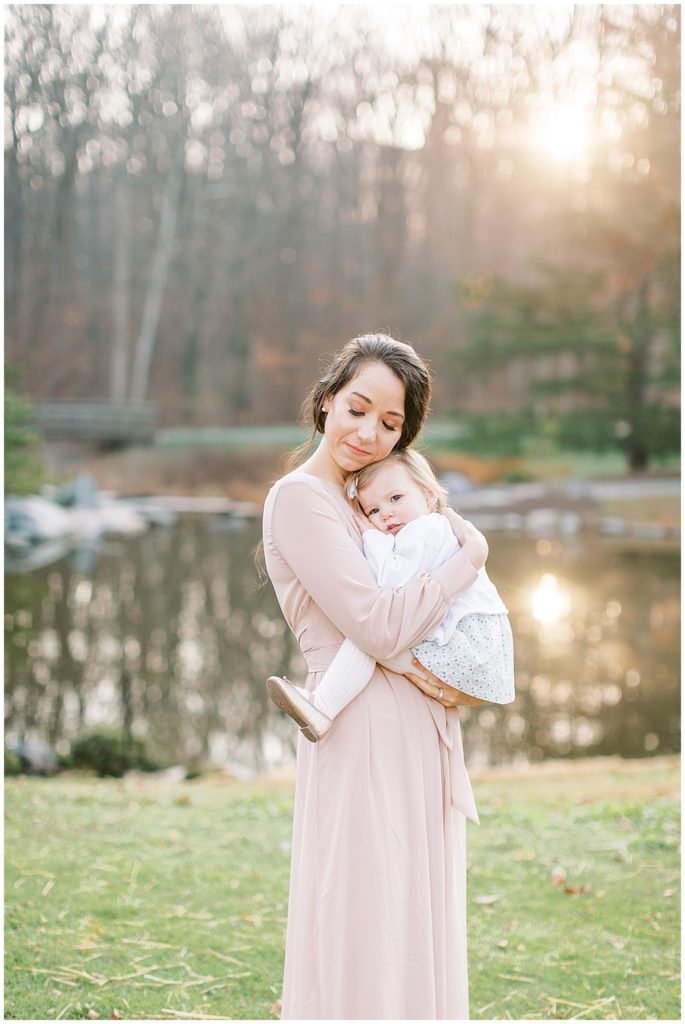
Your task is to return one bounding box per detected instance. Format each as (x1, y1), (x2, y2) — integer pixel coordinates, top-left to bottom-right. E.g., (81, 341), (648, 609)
(43, 442), (289, 505)
(599, 495), (681, 530)
(5, 755), (680, 1020)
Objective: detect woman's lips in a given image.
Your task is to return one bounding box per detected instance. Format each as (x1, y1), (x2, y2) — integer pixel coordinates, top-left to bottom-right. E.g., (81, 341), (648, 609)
(345, 442), (371, 457)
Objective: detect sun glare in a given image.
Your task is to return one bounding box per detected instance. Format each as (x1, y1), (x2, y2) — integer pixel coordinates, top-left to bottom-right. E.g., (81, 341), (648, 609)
(534, 102), (592, 162)
(532, 573), (571, 625)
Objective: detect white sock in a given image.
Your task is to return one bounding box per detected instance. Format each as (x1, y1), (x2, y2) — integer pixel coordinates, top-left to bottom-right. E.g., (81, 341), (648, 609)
(311, 639), (376, 719)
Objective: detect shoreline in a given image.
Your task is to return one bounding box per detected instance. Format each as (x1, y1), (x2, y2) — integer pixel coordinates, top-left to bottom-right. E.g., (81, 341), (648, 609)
(240, 751), (682, 792)
(29, 752), (679, 798)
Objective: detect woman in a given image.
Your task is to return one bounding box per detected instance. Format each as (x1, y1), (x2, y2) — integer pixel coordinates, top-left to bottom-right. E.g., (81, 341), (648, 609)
(262, 333), (486, 1019)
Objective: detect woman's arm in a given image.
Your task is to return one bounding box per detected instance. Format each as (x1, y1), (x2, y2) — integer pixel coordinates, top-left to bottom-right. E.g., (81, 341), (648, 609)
(442, 508), (488, 570)
(267, 478), (479, 662)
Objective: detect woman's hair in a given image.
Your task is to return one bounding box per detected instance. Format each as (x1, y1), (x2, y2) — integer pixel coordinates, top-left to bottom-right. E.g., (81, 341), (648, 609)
(287, 333), (432, 469)
(347, 449), (448, 516)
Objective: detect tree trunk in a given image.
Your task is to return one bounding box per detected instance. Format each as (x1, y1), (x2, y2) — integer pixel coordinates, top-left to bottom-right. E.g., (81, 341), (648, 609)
(129, 160), (184, 402)
(110, 175), (131, 402)
(625, 276), (651, 473)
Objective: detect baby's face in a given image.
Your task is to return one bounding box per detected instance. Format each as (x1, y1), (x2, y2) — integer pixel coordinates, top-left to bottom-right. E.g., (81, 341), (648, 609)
(358, 463), (432, 534)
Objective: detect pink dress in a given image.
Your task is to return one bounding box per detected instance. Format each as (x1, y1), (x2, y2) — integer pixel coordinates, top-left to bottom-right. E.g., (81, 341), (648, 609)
(263, 471), (481, 1020)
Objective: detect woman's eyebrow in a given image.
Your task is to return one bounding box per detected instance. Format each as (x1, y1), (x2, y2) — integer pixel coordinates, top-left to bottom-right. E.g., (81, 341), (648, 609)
(350, 391), (405, 420)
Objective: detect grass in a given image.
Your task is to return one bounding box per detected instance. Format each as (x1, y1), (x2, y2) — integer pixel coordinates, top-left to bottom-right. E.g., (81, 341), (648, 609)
(5, 774), (292, 1021)
(5, 755), (680, 1020)
(425, 446), (680, 485)
(466, 756), (681, 1020)
(512, 450), (680, 482)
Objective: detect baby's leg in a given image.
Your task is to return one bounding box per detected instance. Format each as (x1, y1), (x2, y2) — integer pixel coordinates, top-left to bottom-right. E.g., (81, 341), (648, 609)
(411, 613), (515, 705)
(312, 639), (376, 719)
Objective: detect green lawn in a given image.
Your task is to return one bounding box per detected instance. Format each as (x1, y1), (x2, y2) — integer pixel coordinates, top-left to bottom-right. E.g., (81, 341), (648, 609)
(5, 756), (680, 1020)
(466, 756), (680, 1020)
(512, 450), (680, 481)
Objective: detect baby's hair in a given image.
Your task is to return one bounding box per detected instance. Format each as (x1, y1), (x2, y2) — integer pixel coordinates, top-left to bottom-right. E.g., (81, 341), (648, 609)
(346, 449), (448, 516)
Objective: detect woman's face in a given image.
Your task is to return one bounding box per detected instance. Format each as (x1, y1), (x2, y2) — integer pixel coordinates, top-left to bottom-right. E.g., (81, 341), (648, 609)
(322, 361), (406, 474)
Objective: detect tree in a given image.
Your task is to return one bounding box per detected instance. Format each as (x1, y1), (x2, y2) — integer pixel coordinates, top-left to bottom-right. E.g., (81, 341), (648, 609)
(4, 365), (46, 495)
(454, 6), (680, 471)
(4, 4), (679, 435)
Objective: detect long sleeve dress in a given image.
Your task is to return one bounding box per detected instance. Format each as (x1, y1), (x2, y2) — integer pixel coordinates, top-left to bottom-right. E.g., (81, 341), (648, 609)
(263, 470), (482, 1020)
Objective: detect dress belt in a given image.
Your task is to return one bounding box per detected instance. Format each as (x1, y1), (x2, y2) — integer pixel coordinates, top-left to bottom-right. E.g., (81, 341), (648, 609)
(426, 701), (480, 824)
(302, 643), (480, 825)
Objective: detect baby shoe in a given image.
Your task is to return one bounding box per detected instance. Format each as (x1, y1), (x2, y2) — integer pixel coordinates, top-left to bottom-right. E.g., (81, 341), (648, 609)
(266, 676), (333, 743)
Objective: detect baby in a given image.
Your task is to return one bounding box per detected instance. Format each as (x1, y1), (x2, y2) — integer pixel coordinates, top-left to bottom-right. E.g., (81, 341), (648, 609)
(267, 449), (515, 742)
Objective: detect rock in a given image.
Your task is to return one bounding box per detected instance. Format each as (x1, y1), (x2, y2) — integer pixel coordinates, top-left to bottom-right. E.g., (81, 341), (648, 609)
(12, 736), (59, 776)
(523, 507), (581, 535)
(4, 537), (72, 575)
(598, 516), (628, 536)
(5, 496), (72, 543)
(5, 487), (149, 551)
(559, 511), (582, 535)
(155, 765), (188, 782)
(55, 472), (99, 509)
(501, 513), (526, 531)
(70, 503), (148, 540)
(632, 522), (667, 540)
(441, 471), (475, 497)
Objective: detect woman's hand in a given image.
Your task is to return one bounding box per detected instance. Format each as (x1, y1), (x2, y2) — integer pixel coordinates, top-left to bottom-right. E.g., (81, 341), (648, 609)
(442, 508), (488, 571)
(404, 657), (488, 707)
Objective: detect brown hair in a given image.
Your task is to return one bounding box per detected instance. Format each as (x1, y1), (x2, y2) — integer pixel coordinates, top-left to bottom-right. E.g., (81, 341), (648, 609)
(347, 449), (448, 516)
(287, 333), (432, 469)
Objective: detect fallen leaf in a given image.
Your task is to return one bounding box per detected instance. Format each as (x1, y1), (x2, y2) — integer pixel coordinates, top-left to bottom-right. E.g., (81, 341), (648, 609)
(563, 882), (593, 895)
(551, 866), (567, 886)
(87, 1011), (99, 1019)
(474, 894), (499, 905)
(498, 939), (508, 948)
(663, 889), (674, 898)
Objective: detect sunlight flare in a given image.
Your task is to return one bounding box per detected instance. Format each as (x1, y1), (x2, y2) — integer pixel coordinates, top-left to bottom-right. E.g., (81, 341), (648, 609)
(532, 573), (571, 624)
(533, 102), (592, 162)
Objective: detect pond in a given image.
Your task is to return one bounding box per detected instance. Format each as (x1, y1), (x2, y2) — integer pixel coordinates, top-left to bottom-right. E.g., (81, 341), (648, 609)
(4, 517), (680, 775)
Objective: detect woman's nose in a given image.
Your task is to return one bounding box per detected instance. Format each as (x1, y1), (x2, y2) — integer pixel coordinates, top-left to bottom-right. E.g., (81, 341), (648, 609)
(355, 418), (377, 441)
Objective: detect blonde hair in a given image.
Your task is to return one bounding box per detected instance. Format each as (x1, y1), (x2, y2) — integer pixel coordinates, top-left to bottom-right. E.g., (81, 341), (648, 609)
(346, 449), (448, 516)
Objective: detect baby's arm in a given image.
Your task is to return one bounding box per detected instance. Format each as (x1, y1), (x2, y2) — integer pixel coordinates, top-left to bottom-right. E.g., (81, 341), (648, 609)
(363, 516), (448, 589)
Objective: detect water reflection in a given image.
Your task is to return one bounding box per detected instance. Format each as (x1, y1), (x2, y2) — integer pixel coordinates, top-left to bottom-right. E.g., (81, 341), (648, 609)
(4, 522), (680, 773)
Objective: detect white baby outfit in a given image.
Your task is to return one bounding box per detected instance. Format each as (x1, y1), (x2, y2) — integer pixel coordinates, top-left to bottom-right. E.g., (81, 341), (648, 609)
(311, 513), (515, 722)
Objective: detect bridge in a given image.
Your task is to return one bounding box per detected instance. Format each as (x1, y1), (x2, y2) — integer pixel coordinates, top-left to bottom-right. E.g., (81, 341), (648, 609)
(32, 401), (159, 445)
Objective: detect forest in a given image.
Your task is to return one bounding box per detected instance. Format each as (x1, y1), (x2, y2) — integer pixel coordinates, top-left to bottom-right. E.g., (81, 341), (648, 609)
(4, 4), (680, 468)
